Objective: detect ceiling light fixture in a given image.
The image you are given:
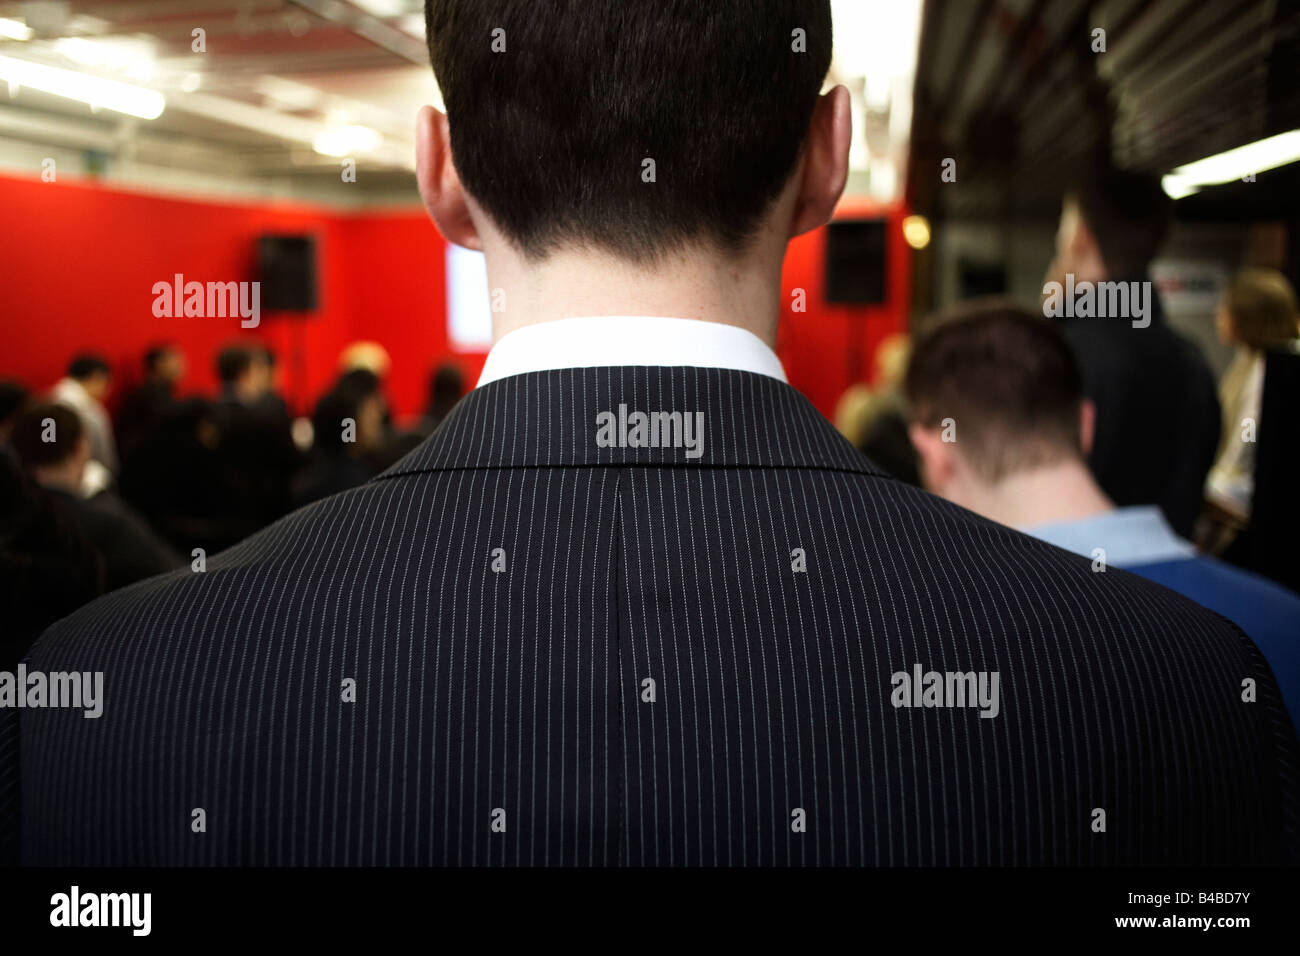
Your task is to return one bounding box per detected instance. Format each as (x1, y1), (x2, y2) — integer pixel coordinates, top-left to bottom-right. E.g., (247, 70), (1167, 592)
(0, 55), (165, 119)
(312, 123), (382, 156)
(1163, 129), (1300, 199)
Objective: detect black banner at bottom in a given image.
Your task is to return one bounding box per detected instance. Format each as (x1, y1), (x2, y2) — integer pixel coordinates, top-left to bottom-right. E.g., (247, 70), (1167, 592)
(2, 866), (1293, 943)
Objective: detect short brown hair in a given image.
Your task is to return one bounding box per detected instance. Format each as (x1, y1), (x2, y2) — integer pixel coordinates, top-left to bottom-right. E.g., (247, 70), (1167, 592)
(10, 403), (84, 470)
(1222, 268), (1299, 349)
(904, 302), (1084, 482)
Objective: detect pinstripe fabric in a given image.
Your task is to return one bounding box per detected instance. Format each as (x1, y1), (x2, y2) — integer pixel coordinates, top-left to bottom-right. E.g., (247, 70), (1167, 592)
(4, 366), (1297, 865)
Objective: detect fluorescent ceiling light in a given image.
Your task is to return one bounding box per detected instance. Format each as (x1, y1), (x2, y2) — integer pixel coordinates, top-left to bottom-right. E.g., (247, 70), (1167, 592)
(0, 17), (33, 40)
(1160, 174), (1200, 201)
(313, 123), (382, 156)
(0, 55), (165, 119)
(55, 37), (155, 76)
(1163, 129), (1300, 198)
(350, 0), (409, 17)
(398, 13), (425, 38)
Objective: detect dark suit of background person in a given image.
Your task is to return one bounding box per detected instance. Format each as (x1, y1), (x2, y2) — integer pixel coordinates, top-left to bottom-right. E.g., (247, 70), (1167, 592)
(0, 447), (102, 672)
(120, 398), (234, 557)
(9, 405), (183, 593)
(211, 344), (302, 540)
(1048, 170), (1221, 540)
(3, 0), (1296, 867)
(290, 375), (384, 507)
(116, 343), (185, 461)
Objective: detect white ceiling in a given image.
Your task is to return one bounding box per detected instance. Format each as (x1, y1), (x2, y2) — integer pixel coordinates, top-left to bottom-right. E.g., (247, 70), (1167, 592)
(0, 0), (433, 193)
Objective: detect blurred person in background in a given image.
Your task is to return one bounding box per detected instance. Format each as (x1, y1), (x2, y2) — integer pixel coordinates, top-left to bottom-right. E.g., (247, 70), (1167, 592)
(1045, 167), (1220, 539)
(119, 397), (235, 556)
(338, 341), (399, 448)
(419, 362), (465, 435)
(50, 352), (118, 484)
(0, 446), (102, 671)
(212, 343), (301, 535)
(251, 344), (291, 423)
(1203, 268), (1299, 535)
(116, 342), (185, 460)
(10, 403), (183, 592)
(1, 378), (101, 669)
(0, 380), (30, 445)
(905, 302), (1300, 730)
(337, 365), (406, 468)
(833, 332), (919, 485)
(387, 362), (467, 462)
(214, 342), (273, 416)
(292, 373), (386, 507)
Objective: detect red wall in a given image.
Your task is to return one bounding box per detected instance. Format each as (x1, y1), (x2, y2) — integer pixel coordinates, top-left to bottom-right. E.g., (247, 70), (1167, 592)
(0, 172), (905, 421)
(780, 197), (912, 415)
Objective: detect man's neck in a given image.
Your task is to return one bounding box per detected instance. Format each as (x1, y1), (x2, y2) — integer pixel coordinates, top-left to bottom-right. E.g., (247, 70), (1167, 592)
(965, 459), (1115, 530)
(481, 243), (785, 348)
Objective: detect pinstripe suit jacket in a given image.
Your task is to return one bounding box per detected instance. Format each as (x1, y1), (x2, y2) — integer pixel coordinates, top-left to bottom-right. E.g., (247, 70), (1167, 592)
(3, 366), (1297, 865)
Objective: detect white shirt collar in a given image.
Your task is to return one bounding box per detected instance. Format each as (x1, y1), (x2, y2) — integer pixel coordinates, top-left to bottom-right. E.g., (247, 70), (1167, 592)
(476, 315), (787, 388)
(52, 377), (91, 405)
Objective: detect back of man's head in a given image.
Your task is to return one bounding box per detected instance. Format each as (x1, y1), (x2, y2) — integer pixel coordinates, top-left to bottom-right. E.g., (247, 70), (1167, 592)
(0, 379), (30, 437)
(11, 402), (85, 472)
(216, 345), (253, 385)
(424, 0), (833, 261)
(1066, 166), (1171, 279)
(904, 302), (1085, 484)
(67, 353), (110, 383)
(144, 343), (183, 380)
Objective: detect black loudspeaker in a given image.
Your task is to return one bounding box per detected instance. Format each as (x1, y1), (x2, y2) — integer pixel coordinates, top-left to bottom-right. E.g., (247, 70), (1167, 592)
(258, 234), (319, 312)
(824, 218), (887, 304)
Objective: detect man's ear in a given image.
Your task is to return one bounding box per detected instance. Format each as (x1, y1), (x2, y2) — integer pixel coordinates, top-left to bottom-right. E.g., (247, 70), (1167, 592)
(908, 422), (956, 495)
(415, 105), (483, 251)
(788, 84), (852, 239)
(1079, 398), (1096, 458)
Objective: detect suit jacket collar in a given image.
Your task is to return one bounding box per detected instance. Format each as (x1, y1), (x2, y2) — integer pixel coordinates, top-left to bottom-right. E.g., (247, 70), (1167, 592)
(384, 366), (886, 475)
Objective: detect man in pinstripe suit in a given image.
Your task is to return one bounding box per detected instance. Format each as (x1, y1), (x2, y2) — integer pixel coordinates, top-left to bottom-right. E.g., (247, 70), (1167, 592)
(3, 0), (1296, 866)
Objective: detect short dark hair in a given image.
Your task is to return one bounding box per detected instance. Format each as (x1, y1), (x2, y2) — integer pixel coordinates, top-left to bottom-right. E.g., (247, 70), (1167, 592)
(313, 379), (375, 453)
(1067, 166), (1171, 278)
(216, 345), (254, 384)
(10, 402), (84, 470)
(429, 363), (464, 408)
(336, 367), (381, 397)
(144, 343), (178, 374)
(425, 0), (833, 260)
(904, 302), (1085, 482)
(0, 379), (30, 427)
(67, 354), (110, 380)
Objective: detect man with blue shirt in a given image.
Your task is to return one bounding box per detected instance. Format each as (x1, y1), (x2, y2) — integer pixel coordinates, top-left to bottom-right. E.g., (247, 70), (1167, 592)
(905, 302), (1300, 729)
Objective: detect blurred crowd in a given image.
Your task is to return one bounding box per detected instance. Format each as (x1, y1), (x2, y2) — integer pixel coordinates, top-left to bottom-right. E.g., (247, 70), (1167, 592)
(835, 170), (1300, 605)
(0, 342), (465, 668)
